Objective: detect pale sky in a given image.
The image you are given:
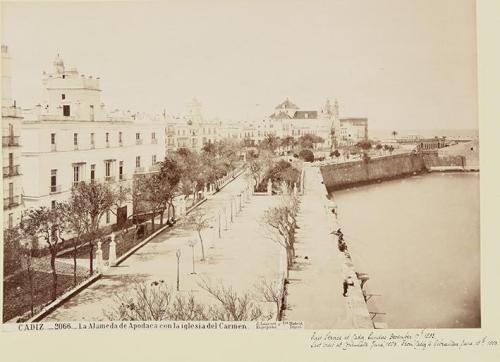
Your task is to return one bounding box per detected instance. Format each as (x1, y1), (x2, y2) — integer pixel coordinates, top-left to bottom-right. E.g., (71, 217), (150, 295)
(1, 0), (477, 130)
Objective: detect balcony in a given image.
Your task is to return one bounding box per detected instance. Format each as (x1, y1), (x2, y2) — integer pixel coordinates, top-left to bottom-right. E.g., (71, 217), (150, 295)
(134, 167), (145, 173)
(151, 138), (158, 144)
(4, 195), (21, 210)
(119, 141), (123, 147)
(51, 144), (57, 152)
(106, 141), (110, 148)
(3, 165), (21, 177)
(72, 181), (84, 189)
(74, 144), (79, 150)
(136, 139), (143, 145)
(50, 185), (62, 194)
(2, 136), (20, 147)
(149, 164), (160, 172)
(90, 143), (95, 149)
(119, 173), (127, 181)
(105, 175), (116, 183)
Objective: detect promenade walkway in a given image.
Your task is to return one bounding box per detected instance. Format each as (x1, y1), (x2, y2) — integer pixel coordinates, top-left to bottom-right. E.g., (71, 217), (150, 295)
(284, 164), (371, 329)
(43, 173), (283, 321)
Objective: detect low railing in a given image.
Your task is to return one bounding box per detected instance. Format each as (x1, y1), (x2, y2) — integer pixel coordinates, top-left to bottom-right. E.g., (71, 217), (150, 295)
(2, 136), (20, 147)
(3, 165), (21, 177)
(74, 144), (79, 150)
(51, 144), (57, 152)
(119, 141), (123, 147)
(105, 176), (116, 182)
(50, 185), (62, 194)
(149, 165), (160, 172)
(106, 142), (110, 148)
(134, 167), (145, 173)
(72, 181), (84, 189)
(119, 174), (127, 181)
(90, 143), (95, 149)
(136, 139), (143, 145)
(151, 138), (158, 144)
(3, 195), (20, 210)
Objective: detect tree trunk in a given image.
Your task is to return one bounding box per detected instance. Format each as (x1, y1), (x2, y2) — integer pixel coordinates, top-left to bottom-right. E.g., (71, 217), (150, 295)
(73, 238), (78, 286)
(151, 211), (156, 232)
(89, 243), (94, 276)
(50, 251), (58, 301)
(198, 231), (206, 261)
(160, 209), (164, 226)
(28, 265), (34, 316)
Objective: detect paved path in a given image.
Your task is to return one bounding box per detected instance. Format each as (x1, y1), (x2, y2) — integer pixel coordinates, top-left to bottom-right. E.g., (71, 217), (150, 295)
(44, 173), (284, 321)
(284, 165), (361, 328)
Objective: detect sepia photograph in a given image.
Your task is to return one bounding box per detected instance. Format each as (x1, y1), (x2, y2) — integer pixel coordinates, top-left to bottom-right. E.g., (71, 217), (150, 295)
(1, 0), (482, 334)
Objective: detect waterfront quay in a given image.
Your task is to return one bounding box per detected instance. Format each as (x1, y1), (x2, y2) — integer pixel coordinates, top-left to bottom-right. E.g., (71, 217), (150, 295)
(284, 164), (372, 329)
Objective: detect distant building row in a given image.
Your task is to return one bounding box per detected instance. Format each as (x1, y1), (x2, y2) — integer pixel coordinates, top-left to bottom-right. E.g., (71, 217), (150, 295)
(2, 47), (369, 231)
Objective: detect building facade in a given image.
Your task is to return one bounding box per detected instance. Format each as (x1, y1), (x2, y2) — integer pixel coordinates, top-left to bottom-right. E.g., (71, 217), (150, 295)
(21, 56), (166, 226)
(338, 118), (369, 147)
(2, 45), (24, 230)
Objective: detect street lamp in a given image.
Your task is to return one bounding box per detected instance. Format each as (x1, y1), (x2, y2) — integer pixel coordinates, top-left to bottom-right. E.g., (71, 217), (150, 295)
(175, 249), (181, 291)
(188, 239), (197, 274)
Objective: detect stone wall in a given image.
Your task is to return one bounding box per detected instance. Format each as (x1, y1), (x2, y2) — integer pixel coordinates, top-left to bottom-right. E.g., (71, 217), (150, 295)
(320, 153), (425, 191)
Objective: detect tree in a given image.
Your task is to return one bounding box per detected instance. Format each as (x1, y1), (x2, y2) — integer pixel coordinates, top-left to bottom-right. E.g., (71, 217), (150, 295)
(105, 280), (273, 321)
(199, 278), (272, 321)
(64, 200), (88, 286)
(330, 149), (341, 158)
(355, 140), (372, 151)
(185, 211), (213, 261)
(298, 149), (314, 162)
(20, 205), (67, 301)
(20, 237), (37, 316)
(298, 133), (325, 149)
(261, 197), (300, 278)
(256, 278), (286, 321)
(71, 181), (123, 275)
(260, 134), (280, 153)
(392, 130), (398, 139)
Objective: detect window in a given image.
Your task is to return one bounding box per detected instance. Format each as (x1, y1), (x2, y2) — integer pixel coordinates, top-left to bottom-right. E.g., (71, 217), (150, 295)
(73, 166), (80, 182)
(51, 169), (57, 192)
(90, 164), (95, 181)
(90, 133), (95, 145)
(136, 133), (140, 140)
(62, 75), (66, 79)
(90, 105), (94, 121)
(151, 132), (156, 140)
(51, 200), (56, 209)
(51, 133), (56, 145)
(119, 132), (123, 144)
(105, 162), (111, 177)
(62, 94), (65, 100)
(106, 132), (109, 143)
(63, 105), (71, 117)
(74, 133), (78, 146)
(106, 210), (110, 224)
(119, 161), (123, 179)
(152, 155), (157, 165)
(8, 214), (13, 230)
(8, 182), (13, 200)
(135, 156), (141, 168)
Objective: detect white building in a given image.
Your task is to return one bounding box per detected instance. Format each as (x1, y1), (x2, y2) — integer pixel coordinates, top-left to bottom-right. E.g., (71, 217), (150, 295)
(2, 45), (24, 230)
(266, 98), (336, 148)
(21, 55), (166, 226)
(338, 118), (368, 147)
(166, 98), (221, 152)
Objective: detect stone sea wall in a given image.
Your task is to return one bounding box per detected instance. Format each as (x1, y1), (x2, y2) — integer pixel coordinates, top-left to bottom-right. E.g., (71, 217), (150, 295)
(320, 153), (426, 192)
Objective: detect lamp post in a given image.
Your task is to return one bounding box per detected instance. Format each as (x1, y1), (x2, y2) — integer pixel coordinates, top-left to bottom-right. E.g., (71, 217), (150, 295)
(188, 240), (197, 274)
(218, 210), (222, 238)
(230, 198), (233, 222)
(176, 249), (181, 291)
